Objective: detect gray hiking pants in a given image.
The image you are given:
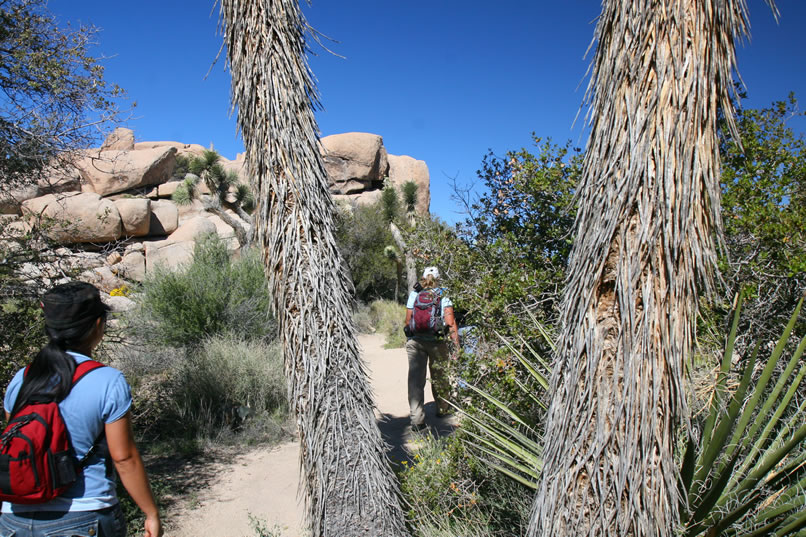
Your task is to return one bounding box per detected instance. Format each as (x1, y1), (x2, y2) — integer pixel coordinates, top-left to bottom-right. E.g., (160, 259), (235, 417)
(406, 338), (450, 426)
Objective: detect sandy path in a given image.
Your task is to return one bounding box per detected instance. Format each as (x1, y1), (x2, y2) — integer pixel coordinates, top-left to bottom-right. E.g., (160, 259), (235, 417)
(166, 333), (435, 537)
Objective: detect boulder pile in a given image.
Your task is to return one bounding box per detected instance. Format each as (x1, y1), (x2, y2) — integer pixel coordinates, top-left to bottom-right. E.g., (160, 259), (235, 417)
(1, 128), (430, 295)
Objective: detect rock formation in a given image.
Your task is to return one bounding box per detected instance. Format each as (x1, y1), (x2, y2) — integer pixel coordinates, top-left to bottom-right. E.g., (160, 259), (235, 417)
(2, 127), (430, 292)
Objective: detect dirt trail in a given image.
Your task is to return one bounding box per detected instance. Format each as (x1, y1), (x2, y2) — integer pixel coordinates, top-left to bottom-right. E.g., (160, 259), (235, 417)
(166, 333), (450, 537)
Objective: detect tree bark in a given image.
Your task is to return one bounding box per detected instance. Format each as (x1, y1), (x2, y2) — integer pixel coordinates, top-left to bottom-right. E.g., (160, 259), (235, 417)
(218, 2), (410, 536)
(202, 199), (250, 248)
(390, 222), (417, 292)
(530, 1), (752, 535)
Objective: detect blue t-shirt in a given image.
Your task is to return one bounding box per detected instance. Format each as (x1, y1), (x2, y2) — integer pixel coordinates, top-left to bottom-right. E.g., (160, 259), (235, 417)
(407, 287), (453, 341)
(2, 351), (132, 513)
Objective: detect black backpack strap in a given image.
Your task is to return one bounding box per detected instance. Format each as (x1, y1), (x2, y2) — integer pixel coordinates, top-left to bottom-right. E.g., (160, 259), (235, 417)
(78, 431), (106, 468)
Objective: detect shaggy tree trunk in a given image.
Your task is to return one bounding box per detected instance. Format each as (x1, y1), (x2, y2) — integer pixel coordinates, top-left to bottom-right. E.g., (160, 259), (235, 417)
(529, 1), (768, 536)
(390, 222), (417, 292)
(218, 2), (410, 536)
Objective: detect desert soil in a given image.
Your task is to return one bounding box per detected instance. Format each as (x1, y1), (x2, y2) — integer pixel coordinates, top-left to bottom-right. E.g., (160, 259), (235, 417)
(165, 333), (453, 537)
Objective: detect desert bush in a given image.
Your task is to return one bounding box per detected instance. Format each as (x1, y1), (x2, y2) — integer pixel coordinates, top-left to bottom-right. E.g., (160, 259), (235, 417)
(170, 333), (288, 442)
(349, 300), (406, 347)
(0, 298), (44, 393)
(334, 200), (399, 302)
(398, 433), (530, 536)
(133, 234), (275, 348)
(352, 301), (374, 334)
(118, 333), (288, 444)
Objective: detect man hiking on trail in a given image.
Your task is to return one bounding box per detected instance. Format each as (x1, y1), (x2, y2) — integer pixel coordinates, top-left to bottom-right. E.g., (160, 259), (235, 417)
(404, 266), (460, 431)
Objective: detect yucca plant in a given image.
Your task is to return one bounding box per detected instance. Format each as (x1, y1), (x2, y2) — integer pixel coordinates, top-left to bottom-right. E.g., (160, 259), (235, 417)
(458, 315), (552, 489)
(172, 149), (255, 246)
(466, 295), (805, 535)
(680, 292), (806, 536)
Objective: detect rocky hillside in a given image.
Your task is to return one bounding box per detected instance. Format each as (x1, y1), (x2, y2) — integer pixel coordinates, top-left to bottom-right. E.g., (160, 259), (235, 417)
(0, 128), (430, 300)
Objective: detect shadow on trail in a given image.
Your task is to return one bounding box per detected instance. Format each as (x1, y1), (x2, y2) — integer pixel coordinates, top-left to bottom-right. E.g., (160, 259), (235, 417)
(376, 402), (458, 467)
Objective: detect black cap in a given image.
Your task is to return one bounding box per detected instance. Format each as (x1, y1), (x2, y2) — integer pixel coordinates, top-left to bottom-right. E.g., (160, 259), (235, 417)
(41, 282), (110, 331)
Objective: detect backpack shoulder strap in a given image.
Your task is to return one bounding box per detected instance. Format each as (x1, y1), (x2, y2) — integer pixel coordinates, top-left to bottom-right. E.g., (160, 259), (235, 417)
(71, 360), (106, 467)
(71, 360), (105, 387)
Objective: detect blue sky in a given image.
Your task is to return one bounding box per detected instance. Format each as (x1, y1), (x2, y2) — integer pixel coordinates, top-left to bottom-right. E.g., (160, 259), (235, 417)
(52, 2), (806, 224)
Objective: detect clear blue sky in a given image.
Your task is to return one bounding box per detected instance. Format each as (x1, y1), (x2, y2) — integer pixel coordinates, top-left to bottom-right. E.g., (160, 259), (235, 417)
(52, 2), (806, 224)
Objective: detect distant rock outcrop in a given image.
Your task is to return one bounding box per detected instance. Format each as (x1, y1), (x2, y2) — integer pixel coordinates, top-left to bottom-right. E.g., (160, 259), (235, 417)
(78, 146), (177, 196)
(320, 131), (430, 214)
(4, 127), (430, 289)
(387, 154), (430, 216)
(21, 192), (122, 244)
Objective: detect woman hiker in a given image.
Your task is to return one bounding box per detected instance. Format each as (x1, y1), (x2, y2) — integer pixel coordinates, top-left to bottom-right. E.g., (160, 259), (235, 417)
(1, 281), (162, 537)
(404, 266), (460, 431)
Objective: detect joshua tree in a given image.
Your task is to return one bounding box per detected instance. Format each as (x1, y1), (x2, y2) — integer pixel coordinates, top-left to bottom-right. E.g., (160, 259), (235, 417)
(530, 1), (777, 536)
(172, 149), (255, 246)
(217, 2), (410, 536)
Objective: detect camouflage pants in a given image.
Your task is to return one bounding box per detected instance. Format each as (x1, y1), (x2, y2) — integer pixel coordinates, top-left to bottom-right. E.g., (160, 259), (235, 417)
(405, 338), (451, 426)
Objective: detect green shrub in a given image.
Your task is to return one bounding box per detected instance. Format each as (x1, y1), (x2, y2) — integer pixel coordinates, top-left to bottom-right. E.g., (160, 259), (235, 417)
(334, 202), (398, 302)
(0, 299), (44, 393)
(135, 235), (275, 348)
(170, 334), (288, 442)
(398, 433), (529, 536)
(118, 333), (288, 444)
(352, 301), (374, 334)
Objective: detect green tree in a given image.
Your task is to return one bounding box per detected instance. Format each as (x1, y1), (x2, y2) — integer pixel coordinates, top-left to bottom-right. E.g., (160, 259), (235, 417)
(0, 0), (123, 390)
(719, 94), (806, 343)
(334, 201), (398, 302)
(416, 137), (580, 340)
(0, 0), (123, 192)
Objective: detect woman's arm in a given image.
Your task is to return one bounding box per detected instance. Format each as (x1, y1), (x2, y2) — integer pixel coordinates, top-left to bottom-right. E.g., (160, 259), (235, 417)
(106, 412), (163, 537)
(443, 306), (461, 349)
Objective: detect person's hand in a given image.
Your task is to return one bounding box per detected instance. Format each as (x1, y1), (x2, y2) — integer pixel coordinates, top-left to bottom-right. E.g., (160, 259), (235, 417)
(144, 513), (163, 537)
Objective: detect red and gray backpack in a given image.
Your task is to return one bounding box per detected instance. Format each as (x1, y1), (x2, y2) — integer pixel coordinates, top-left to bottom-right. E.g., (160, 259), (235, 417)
(0, 360), (104, 504)
(409, 289), (446, 336)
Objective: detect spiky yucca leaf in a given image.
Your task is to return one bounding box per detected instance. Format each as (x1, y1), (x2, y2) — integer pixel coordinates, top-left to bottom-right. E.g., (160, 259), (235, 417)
(234, 183), (255, 211)
(470, 295), (804, 536)
(188, 154), (209, 176)
(384, 245), (399, 262)
(457, 324), (551, 490)
(171, 181), (193, 206)
(200, 148), (220, 169)
(683, 295), (806, 536)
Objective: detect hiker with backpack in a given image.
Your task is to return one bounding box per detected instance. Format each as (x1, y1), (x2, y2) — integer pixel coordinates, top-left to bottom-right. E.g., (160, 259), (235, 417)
(1, 282), (162, 537)
(404, 266), (460, 431)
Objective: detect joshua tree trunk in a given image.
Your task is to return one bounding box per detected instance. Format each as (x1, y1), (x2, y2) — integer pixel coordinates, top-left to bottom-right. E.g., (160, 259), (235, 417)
(218, 2), (410, 536)
(203, 199), (250, 247)
(390, 222), (417, 292)
(529, 1), (772, 536)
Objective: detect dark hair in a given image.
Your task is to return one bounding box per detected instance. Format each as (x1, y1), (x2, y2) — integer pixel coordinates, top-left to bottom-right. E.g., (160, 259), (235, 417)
(10, 282), (108, 416)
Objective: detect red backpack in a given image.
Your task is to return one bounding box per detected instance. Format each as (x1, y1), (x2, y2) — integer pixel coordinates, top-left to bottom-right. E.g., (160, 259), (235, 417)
(0, 360), (104, 504)
(409, 289), (446, 336)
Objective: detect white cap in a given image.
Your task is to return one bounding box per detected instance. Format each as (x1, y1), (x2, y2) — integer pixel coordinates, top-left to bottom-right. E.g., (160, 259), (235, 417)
(422, 266), (440, 279)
